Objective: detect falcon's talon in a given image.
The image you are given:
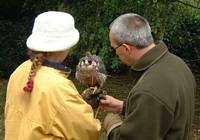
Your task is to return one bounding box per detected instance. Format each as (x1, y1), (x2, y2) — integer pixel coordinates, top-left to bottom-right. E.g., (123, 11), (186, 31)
(90, 86), (98, 94)
(82, 88), (90, 94)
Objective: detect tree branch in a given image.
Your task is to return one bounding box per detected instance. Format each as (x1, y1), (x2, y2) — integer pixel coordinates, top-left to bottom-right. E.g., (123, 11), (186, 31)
(176, 0), (200, 9)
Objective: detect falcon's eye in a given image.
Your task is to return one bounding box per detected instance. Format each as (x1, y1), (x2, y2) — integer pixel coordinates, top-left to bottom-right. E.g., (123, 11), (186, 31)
(88, 60), (92, 64)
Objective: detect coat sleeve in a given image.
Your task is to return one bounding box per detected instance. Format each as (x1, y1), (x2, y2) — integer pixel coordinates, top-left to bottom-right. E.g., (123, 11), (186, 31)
(108, 91), (173, 140)
(50, 81), (101, 140)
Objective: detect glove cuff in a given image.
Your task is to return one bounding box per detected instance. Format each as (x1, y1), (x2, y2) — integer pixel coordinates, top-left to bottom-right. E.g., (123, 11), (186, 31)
(107, 122), (122, 136)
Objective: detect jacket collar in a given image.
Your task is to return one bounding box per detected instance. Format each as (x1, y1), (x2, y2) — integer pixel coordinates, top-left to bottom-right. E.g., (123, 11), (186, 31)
(30, 56), (71, 73)
(42, 60), (71, 73)
(131, 41), (168, 71)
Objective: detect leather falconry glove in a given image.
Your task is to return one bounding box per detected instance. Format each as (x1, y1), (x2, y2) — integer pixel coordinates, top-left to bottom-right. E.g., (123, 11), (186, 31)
(81, 88), (107, 109)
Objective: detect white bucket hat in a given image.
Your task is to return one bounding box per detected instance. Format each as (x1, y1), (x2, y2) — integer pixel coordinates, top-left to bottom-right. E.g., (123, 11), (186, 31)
(26, 11), (80, 52)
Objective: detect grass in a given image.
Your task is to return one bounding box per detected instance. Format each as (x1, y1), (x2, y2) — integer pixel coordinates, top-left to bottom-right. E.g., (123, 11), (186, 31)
(0, 79), (6, 140)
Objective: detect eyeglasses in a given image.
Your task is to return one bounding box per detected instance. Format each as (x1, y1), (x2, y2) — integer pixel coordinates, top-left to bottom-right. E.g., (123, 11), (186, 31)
(110, 45), (122, 54)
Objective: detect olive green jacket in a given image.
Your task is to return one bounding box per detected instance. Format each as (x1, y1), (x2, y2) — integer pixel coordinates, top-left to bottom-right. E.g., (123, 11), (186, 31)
(108, 41), (196, 140)
(5, 60), (101, 140)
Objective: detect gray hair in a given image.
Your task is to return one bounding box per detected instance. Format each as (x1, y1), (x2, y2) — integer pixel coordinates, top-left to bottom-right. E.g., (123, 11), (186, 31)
(110, 13), (154, 49)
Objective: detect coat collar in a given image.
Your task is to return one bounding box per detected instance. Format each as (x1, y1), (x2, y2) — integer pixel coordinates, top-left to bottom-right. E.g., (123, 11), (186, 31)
(131, 41), (168, 71)
(42, 60), (71, 73)
(30, 56), (71, 73)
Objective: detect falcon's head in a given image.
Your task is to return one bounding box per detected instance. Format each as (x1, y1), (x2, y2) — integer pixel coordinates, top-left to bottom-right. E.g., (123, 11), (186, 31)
(78, 52), (98, 70)
(75, 51), (107, 88)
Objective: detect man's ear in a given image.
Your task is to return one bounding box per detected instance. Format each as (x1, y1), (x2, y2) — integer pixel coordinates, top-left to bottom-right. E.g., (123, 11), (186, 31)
(122, 43), (131, 51)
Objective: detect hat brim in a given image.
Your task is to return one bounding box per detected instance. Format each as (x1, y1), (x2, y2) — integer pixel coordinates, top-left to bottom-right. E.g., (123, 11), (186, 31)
(26, 29), (79, 52)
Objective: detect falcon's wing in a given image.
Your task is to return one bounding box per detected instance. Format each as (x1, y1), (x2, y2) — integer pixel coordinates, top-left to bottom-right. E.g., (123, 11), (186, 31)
(91, 55), (106, 75)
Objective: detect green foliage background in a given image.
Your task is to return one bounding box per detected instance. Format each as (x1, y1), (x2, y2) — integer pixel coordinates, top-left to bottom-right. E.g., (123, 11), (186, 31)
(0, 0), (199, 78)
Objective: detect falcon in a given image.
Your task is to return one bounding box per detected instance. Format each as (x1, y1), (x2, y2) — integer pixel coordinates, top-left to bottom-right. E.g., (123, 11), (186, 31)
(75, 51), (107, 110)
(75, 51), (107, 89)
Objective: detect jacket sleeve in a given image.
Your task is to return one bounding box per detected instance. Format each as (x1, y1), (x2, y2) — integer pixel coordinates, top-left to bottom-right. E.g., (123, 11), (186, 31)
(108, 91), (173, 140)
(50, 81), (101, 140)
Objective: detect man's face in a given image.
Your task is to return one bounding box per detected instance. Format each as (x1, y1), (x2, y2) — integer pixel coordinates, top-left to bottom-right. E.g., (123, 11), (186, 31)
(109, 31), (130, 65)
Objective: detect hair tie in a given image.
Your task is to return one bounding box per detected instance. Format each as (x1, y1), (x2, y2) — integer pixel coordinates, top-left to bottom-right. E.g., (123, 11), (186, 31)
(23, 79), (34, 92)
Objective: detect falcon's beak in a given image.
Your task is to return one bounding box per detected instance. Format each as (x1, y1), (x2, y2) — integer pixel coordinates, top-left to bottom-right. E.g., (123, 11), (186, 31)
(85, 60), (90, 66)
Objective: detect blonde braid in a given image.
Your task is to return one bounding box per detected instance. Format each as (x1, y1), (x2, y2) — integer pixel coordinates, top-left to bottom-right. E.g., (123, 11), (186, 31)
(23, 53), (45, 93)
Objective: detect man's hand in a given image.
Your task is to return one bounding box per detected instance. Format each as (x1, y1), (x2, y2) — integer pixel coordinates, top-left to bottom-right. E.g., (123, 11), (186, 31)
(100, 95), (123, 113)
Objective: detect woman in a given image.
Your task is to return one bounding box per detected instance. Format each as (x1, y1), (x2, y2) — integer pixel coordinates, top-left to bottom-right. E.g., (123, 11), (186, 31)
(5, 11), (101, 140)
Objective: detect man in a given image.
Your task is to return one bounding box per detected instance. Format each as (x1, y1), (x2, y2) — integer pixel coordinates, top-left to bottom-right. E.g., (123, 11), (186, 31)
(100, 13), (196, 140)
